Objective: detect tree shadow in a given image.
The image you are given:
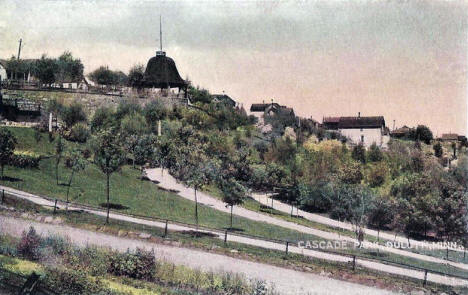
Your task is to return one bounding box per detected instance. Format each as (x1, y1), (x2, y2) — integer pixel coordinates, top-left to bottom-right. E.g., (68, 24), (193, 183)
(99, 203), (130, 210)
(224, 227), (245, 232)
(179, 230), (218, 238)
(156, 186), (179, 194)
(1, 176), (23, 182)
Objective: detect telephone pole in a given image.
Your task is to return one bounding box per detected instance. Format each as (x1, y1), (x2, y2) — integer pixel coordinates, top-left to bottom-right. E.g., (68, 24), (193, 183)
(17, 39), (22, 60)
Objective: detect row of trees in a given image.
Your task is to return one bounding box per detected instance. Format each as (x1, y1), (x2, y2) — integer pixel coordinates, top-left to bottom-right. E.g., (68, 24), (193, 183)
(6, 52), (84, 86)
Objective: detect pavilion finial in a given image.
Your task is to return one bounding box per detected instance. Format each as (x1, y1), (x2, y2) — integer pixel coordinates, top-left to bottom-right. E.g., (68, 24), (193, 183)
(159, 15), (163, 51)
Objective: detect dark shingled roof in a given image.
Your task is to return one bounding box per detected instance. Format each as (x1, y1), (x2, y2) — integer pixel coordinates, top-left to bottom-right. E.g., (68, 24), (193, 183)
(338, 116), (385, 129)
(250, 103), (281, 112)
(143, 52), (187, 89)
(441, 133), (458, 140)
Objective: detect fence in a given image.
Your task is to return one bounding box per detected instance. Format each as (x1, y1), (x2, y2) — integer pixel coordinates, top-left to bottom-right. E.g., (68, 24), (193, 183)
(1, 187), (468, 287)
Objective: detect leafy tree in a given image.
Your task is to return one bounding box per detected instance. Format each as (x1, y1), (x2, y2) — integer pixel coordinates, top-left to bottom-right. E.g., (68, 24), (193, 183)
(88, 66), (118, 86)
(60, 102), (87, 129)
(93, 130), (126, 223)
(55, 135), (65, 185)
(56, 51), (84, 84)
(143, 100), (167, 135)
(34, 55), (59, 86)
(134, 134), (157, 169)
(185, 159), (210, 226)
(351, 143), (366, 164)
(368, 198), (394, 241)
(0, 129), (17, 179)
(64, 149), (87, 211)
(90, 106), (115, 133)
(338, 162), (363, 185)
(220, 177), (247, 228)
(188, 86), (212, 104)
(128, 64), (145, 88)
(367, 143), (383, 162)
(413, 125), (433, 144)
(433, 142), (443, 158)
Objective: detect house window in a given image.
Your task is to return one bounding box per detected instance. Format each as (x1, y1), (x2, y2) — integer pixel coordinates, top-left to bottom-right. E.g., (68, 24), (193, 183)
(361, 135), (364, 143)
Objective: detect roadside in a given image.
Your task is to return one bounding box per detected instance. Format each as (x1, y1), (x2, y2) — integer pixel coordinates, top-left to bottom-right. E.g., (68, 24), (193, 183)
(0, 215), (395, 295)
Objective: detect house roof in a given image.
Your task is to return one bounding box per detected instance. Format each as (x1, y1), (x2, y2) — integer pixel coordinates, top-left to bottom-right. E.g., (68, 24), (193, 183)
(391, 125), (412, 134)
(338, 116), (385, 129)
(250, 103), (281, 112)
(212, 94), (236, 106)
(441, 133), (459, 140)
(323, 117), (340, 123)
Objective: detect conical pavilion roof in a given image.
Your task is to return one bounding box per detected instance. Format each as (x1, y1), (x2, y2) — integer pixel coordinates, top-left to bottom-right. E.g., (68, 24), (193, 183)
(143, 51), (187, 89)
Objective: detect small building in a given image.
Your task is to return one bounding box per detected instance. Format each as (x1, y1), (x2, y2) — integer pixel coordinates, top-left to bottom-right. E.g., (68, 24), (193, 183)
(323, 114), (389, 147)
(390, 125), (412, 138)
(0, 59), (7, 82)
(439, 133), (459, 142)
(211, 94), (237, 107)
(250, 102), (295, 119)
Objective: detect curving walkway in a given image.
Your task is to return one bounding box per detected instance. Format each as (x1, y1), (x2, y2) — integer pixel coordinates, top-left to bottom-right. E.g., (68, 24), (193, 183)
(0, 184), (467, 286)
(145, 168), (468, 271)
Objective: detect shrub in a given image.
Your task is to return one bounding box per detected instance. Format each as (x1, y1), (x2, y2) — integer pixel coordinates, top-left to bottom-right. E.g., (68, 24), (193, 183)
(60, 102), (87, 128)
(367, 143), (383, 162)
(67, 122), (90, 143)
(366, 163), (387, 187)
(10, 152), (40, 168)
(433, 142), (443, 158)
(108, 248), (156, 280)
(18, 227), (41, 260)
(351, 144), (366, 163)
(44, 267), (114, 295)
(338, 162), (363, 185)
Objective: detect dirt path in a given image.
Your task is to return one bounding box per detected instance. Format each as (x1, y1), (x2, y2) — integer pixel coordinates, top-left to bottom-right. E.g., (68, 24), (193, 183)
(1, 184), (466, 286)
(0, 215), (395, 295)
(251, 193), (464, 254)
(145, 169), (468, 271)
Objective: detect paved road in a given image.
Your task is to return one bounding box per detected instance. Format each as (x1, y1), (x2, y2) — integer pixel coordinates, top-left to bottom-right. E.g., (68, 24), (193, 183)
(0, 215), (395, 295)
(0, 184), (466, 286)
(145, 169), (468, 271)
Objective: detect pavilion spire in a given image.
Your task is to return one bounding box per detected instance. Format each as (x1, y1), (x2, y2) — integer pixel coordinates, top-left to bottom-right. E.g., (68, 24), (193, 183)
(159, 15), (163, 52)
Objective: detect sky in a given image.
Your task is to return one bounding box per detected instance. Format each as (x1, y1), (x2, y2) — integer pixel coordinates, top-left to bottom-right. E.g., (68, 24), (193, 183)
(1, 0), (467, 136)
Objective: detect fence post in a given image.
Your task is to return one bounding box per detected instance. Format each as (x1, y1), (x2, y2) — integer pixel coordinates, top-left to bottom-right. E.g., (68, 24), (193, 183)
(164, 220), (168, 238)
(53, 199), (57, 215)
(423, 270), (428, 286)
(224, 230), (228, 244)
(352, 255), (356, 271)
(285, 241), (289, 255)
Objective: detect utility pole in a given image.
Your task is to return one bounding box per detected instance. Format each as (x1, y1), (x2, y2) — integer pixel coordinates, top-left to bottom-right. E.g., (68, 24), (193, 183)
(17, 39), (22, 60)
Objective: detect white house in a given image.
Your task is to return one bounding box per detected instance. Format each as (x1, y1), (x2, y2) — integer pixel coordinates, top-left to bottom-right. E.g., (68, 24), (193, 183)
(323, 114), (390, 148)
(0, 60), (7, 82)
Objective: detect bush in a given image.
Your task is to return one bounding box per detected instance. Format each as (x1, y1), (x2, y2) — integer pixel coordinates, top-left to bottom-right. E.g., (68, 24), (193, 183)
(18, 227), (41, 260)
(108, 248), (156, 280)
(351, 144), (366, 163)
(366, 163), (387, 187)
(367, 143), (383, 162)
(10, 152), (40, 168)
(60, 102), (87, 128)
(338, 162), (363, 185)
(44, 267), (115, 295)
(67, 123), (90, 143)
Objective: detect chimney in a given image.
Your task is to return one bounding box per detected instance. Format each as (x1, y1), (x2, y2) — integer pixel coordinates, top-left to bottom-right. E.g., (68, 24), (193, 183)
(358, 112), (361, 118)
(262, 100), (265, 104)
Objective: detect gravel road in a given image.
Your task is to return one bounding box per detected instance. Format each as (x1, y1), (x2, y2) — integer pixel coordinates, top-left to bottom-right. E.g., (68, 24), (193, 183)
(0, 215), (395, 295)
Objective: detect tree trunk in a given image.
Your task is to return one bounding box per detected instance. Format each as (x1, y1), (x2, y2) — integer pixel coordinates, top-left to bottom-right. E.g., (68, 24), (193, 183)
(56, 160), (59, 185)
(291, 203), (294, 217)
(377, 229), (380, 243)
(230, 205), (233, 229)
(65, 170), (75, 212)
(1, 164), (3, 179)
(106, 172), (110, 224)
(194, 188), (198, 226)
(446, 246), (449, 261)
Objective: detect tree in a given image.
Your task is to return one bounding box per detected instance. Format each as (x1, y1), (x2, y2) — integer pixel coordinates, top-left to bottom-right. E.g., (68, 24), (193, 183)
(88, 66), (118, 86)
(60, 102), (87, 129)
(185, 159), (210, 226)
(188, 86), (212, 104)
(90, 106), (115, 133)
(143, 100), (167, 135)
(220, 177), (247, 229)
(367, 143), (383, 162)
(34, 55), (59, 86)
(55, 136), (65, 185)
(368, 198), (394, 242)
(0, 129), (17, 179)
(433, 142), (443, 158)
(452, 142), (457, 159)
(134, 134), (157, 170)
(128, 64), (145, 88)
(64, 149), (87, 211)
(56, 51), (84, 84)
(93, 130), (126, 223)
(414, 125), (433, 145)
(351, 143), (366, 164)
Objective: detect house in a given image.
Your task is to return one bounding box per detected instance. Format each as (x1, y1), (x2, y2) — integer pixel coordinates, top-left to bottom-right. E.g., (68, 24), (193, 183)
(0, 59), (7, 82)
(211, 94), (237, 107)
(323, 113), (389, 147)
(250, 102), (295, 119)
(51, 76), (89, 90)
(439, 133), (459, 142)
(390, 125), (412, 138)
